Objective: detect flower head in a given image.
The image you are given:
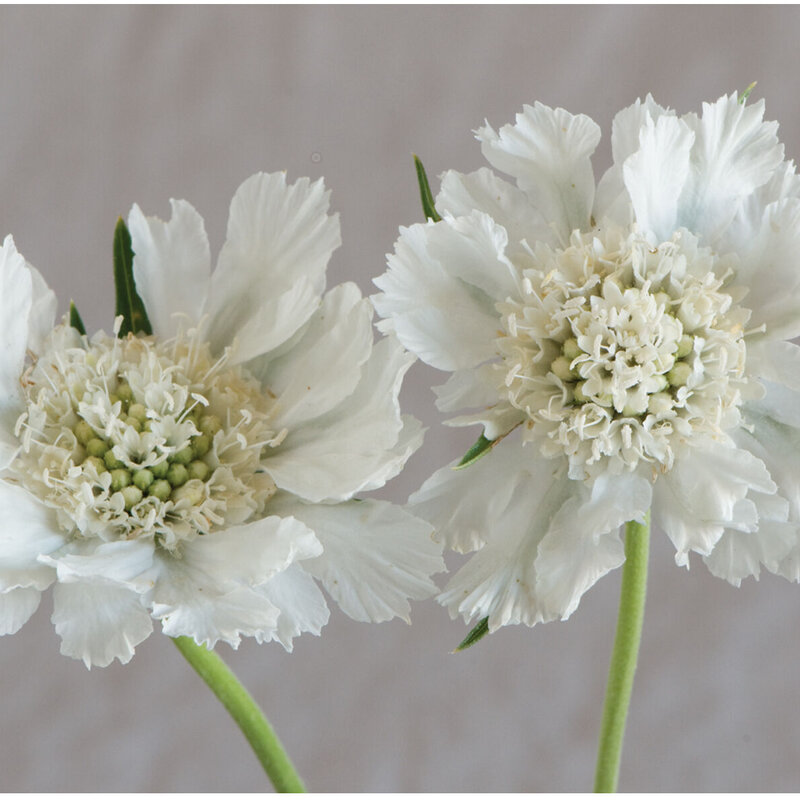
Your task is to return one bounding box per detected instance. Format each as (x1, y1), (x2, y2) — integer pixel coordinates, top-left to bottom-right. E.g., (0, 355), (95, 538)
(0, 172), (443, 666)
(374, 93), (800, 631)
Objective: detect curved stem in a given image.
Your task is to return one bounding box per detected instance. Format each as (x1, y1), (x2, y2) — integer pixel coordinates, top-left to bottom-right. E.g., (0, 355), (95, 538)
(593, 513), (650, 793)
(173, 636), (306, 792)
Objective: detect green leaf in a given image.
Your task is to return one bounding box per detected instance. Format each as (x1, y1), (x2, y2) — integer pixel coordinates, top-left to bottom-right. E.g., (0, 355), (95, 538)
(113, 217), (152, 337)
(455, 434), (494, 470)
(739, 81), (757, 104)
(453, 617), (490, 652)
(68, 301), (86, 335)
(413, 154), (441, 222)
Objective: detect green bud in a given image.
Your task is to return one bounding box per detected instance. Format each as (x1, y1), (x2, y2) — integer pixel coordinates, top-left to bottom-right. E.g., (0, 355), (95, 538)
(675, 334), (694, 359)
(128, 403), (148, 422)
(563, 337), (582, 361)
(116, 382), (134, 403)
(573, 381), (590, 404)
(125, 416), (143, 433)
(167, 463), (189, 487)
(198, 414), (222, 437)
(654, 291), (672, 308)
(192, 434), (211, 458)
(187, 460), (210, 482)
(150, 460), (169, 479)
(121, 485), (143, 509)
(551, 356), (574, 382)
(104, 449), (124, 470)
(142, 420), (152, 432)
(110, 468), (132, 491)
(133, 469), (154, 491)
(667, 361), (692, 387)
(648, 391), (674, 416)
(74, 420), (95, 446)
(173, 482), (204, 505)
(171, 445), (194, 465)
(108, 393), (120, 407)
(148, 479), (172, 501)
(651, 374), (669, 393)
(83, 455), (107, 474)
(86, 438), (108, 458)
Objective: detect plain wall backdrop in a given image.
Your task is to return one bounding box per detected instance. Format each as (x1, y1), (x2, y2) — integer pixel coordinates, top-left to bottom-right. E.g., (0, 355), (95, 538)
(1, 5), (800, 792)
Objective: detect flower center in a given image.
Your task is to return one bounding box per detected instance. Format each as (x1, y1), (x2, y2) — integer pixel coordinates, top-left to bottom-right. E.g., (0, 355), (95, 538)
(498, 226), (749, 479)
(11, 323), (283, 549)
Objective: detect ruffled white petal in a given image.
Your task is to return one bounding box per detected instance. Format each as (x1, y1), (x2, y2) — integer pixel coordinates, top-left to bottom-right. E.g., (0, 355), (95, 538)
(623, 114), (695, 241)
(373, 221), (502, 371)
(254, 564), (330, 650)
(51, 581), (153, 668)
(257, 283), (373, 430)
(0, 482), (64, 591)
(264, 337), (422, 502)
(652, 438), (776, 566)
(433, 365), (526, 439)
(128, 199), (212, 337)
(25, 264), (57, 355)
(278, 498), (443, 624)
(45, 539), (156, 593)
(426, 211), (519, 301)
(732, 401), (800, 583)
(151, 515), (321, 648)
(410, 443), (528, 553)
(595, 94), (672, 225)
(676, 93), (784, 244)
(177, 515), (321, 587)
(204, 172), (340, 361)
(0, 586), (41, 635)
(718, 159), (800, 256)
(534, 471), (651, 620)
(218, 276), (323, 366)
(703, 494), (794, 586)
(477, 102), (601, 240)
(735, 198), (800, 341)
(433, 365), (500, 414)
(436, 168), (556, 252)
(0, 236), (32, 436)
(437, 458), (574, 630)
(438, 464), (650, 632)
(747, 338), (800, 392)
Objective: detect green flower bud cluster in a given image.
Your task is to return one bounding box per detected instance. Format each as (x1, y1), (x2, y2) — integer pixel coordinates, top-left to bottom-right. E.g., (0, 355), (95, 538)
(552, 330), (695, 416)
(72, 380), (223, 512)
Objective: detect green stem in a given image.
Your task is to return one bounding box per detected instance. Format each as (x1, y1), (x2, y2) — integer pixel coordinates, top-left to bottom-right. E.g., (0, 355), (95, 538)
(593, 513), (650, 793)
(173, 636), (306, 792)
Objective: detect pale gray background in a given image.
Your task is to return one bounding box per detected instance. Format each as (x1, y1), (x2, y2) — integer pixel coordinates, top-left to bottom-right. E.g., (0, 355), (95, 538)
(0, 5), (799, 792)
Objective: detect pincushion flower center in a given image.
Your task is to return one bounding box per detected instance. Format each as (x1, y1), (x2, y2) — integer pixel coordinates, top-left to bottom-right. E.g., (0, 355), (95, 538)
(11, 324), (284, 550)
(498, 226), (750, 479)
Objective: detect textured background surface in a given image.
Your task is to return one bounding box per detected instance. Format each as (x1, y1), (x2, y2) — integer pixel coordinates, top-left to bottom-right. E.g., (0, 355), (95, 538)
(1, 5), (800, 792)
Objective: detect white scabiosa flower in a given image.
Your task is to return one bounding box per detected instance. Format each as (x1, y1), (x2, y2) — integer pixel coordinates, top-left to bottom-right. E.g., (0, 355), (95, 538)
(374, 93), (800, 632)
(0, 172), (443, 667)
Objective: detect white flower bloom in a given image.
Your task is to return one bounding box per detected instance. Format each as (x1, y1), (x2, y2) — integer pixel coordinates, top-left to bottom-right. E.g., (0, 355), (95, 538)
(373, 93), (800, 632)
(0, 172), (443, 666)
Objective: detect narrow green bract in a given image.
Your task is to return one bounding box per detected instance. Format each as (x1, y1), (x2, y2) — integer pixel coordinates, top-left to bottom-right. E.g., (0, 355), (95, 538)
(413, 154), (442, 222)
(739, 81), (757, 104)
(69, 301), (86, 335)
(455, 434), (494, 470)
(113, 217), (152, 337)
(454, 617), (490, 652)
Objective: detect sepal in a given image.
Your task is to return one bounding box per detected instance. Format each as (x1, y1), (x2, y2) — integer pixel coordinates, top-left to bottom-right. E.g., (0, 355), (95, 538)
(414, 154), (442, 222)
(113, 217), (152, 336)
